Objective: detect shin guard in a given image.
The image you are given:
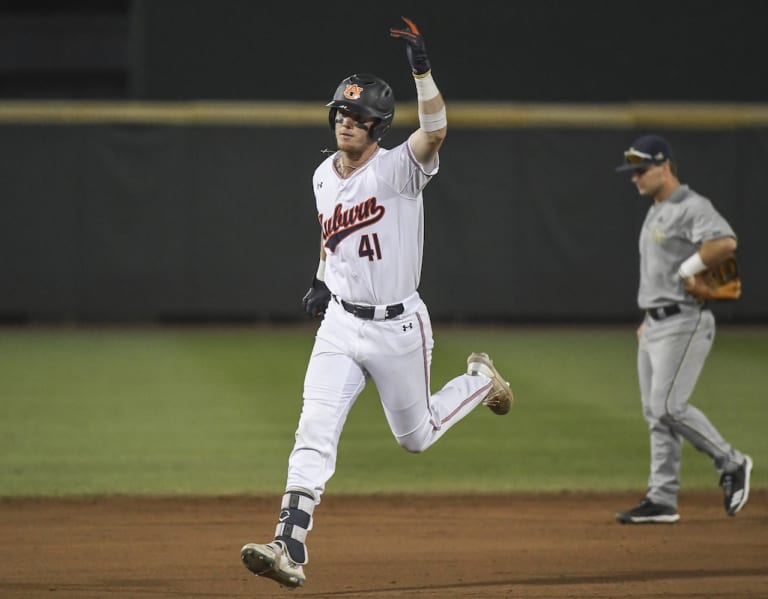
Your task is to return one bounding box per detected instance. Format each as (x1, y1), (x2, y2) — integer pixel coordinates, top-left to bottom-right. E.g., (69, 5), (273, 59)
(274, 489), (315, 564)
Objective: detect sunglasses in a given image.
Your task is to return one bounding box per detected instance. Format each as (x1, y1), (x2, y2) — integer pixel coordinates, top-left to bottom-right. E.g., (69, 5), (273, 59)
(624, 147), (667, 163)
(624, 152), (651, 165)
(623, 148), (668, 176)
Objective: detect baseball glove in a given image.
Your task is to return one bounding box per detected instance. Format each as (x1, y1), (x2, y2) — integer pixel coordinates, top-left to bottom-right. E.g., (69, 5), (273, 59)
(689, 254), (742, 301)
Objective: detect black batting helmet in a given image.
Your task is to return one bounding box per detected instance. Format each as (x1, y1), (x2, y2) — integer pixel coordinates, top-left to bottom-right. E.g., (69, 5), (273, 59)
(327, 73), (395, 142)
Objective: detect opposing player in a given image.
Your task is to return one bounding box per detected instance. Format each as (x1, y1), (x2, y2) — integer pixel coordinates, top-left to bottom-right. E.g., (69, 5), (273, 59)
(614, 134), (752, 524)
(239, 16), (514, 588)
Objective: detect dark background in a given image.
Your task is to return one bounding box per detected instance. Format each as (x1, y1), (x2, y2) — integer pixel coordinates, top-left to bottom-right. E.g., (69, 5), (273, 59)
(1, 0), (767, 323)
(3, 0), (767, 102)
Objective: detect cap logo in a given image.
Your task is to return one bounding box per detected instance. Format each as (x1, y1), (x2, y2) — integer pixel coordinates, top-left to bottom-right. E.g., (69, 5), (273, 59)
(343, 84), (363, 100)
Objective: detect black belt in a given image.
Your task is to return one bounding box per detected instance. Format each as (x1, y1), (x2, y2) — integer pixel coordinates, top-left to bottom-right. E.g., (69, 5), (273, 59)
(334, 296), (404, 320)
(646, 304), (682, 320)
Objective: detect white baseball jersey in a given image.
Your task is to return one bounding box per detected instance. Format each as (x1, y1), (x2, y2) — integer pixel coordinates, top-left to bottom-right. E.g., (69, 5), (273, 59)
(312, 139), (438, 305)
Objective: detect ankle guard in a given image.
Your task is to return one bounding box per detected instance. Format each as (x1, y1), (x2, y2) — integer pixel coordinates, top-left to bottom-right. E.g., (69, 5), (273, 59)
(274, 489), (315, 565)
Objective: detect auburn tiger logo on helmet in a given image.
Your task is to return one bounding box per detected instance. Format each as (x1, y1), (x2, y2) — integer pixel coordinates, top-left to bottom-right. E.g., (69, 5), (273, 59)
(343, 84), (363, 100)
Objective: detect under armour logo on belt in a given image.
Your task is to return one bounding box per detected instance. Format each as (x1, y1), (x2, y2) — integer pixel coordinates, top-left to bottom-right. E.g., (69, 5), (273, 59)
(402, 322), (413, 332)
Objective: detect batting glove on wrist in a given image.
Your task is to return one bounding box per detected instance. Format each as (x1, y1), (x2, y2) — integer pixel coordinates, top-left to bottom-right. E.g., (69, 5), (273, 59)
(302, 277), (331, 318)
(389, 16), (431, 75)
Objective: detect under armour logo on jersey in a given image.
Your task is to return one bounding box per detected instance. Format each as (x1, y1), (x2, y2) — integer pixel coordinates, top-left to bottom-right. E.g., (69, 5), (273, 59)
(402, 322), (413, 332)
(317, 181), (323, 189)
(343, 84), (363, 100)
(320, 197), (386, 251)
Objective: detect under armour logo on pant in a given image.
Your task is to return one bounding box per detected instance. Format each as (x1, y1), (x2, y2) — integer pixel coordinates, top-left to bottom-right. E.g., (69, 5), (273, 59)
(402, 323), (413, 332)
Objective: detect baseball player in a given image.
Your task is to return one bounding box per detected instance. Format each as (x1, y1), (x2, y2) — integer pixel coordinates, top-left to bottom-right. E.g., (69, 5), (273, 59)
(614, 134), (753, 524)
(240, 17), (514, 588)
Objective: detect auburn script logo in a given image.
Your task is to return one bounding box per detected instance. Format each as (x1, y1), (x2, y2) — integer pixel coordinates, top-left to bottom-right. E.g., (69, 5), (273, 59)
(320, 197), (385, 251)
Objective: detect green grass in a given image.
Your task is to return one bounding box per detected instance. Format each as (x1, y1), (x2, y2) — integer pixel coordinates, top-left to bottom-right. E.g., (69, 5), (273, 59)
(1, 324), (765, 496)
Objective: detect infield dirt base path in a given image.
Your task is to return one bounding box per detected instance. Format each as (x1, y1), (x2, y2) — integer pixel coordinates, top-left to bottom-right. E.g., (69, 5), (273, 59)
(1, 491), (766, 598)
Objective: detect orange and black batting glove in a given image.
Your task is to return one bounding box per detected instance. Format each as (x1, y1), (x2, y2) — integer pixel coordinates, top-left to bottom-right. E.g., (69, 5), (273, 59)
(389, 16), (431, 75)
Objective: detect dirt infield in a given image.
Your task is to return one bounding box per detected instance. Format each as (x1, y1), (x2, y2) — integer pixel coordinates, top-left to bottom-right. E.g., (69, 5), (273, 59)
(1, 491), (766, 598)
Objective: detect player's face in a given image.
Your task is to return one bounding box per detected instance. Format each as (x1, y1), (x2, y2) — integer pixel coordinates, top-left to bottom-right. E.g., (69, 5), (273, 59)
(631, 163), (666, 197)
(334, 109), (376, 152)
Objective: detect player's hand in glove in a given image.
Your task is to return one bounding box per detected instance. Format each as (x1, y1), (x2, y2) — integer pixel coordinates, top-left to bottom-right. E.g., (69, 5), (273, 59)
(390, 16), (431, 75)
(683, 254), (742, 301)
(684, 276), (715, 300)
(302, 277), (331, 318)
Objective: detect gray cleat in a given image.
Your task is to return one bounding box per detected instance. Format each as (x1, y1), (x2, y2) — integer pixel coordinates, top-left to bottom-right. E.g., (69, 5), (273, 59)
(467, 352), (514, 415)
(241, 540), (306, 588)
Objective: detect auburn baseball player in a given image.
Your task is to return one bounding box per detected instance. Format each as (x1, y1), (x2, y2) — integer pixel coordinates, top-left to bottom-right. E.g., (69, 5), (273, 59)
(614, 134), (752, 524)
(240, 17), (514, 588)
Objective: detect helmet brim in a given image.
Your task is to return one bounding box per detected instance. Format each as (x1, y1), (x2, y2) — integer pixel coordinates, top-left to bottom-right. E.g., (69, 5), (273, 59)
(327, 100), (380, 121)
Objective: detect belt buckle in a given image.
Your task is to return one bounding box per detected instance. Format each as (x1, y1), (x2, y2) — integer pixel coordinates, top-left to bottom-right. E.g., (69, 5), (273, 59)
(385, 304), (403, 320)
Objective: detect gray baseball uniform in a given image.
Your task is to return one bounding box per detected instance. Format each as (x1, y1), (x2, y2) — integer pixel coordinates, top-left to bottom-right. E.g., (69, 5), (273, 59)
(637, 184), (745, 508)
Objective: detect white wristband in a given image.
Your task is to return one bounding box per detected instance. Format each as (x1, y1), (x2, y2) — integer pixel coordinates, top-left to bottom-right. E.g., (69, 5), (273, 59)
(414, 71), (439, 101)
(678, 252), (706, 279)
(418, 107), (447, 132)
(316, 259), (326, 281)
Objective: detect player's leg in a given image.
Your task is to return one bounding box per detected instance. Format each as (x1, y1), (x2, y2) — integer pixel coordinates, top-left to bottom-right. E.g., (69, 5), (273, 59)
(287, 338), (367, 497)
(639, 320), (689, 508)
(242, 310), (366, 586)
(362, 305), (491, 453)
(651, 310), (752, 514)
(652, 311), (746, 471)
(615, 322), (682, 524)
(641, 326), (684, 508)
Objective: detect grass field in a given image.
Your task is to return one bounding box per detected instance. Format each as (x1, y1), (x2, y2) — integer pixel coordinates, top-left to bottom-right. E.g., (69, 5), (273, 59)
(1, 323), (765, 497)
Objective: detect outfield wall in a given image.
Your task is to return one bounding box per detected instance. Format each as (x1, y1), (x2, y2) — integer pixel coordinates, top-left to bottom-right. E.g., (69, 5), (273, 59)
(1, 103), (767, 323)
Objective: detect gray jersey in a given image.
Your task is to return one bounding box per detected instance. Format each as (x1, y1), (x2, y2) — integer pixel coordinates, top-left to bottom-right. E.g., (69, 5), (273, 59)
(638, 184), (736, 309)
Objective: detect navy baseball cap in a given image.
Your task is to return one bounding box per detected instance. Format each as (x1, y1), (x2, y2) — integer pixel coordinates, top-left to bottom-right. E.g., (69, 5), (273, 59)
(615, 134), (673, 172)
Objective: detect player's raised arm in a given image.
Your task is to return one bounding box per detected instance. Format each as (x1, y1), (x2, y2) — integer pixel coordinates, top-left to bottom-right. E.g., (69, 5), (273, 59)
(390, 17), (446, 165)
